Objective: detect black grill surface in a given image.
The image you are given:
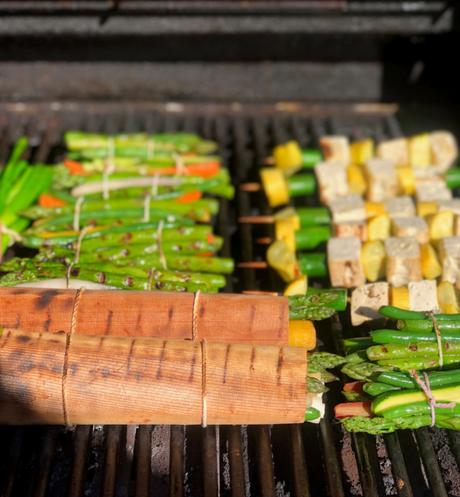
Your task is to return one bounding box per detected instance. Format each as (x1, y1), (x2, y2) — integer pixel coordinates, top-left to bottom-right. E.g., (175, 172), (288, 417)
(0, 101), (459, 497)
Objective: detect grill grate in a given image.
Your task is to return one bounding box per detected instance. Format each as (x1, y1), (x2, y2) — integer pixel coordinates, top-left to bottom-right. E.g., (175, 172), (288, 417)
(0, 101), (459, 497)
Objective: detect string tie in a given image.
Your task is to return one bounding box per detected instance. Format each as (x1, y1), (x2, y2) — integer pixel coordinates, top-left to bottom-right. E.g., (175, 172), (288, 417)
(410, 370), (456, 427)
(426, 311), (444, 368)
(156, 220), (167, 270)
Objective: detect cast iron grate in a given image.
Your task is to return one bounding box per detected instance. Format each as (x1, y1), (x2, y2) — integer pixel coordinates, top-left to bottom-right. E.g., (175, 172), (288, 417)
(0, 102), (459, 497)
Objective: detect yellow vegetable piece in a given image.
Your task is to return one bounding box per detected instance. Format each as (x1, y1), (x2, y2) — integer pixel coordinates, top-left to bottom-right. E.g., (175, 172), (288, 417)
(347, 164), (367, 195)
(437, 281), (459, 314)
(274, 206), (301, 228)
(367, 214), (390, 241)
(361, 240), (386, 282)
(260, 167), (290, 207)
(391, 286), (410, 309)
(288, 320), (316, 350)
(350, 139), (374, 165)
(421, 243), (442, 279)
(409, 133), (431, 168)
(267, 239), (300, 282)
(273, 141), (303, 172)
(365, 201), (385, 219)
(284, 275), (308, 296)
(417, 201), (438, 217)
(396, 166), (415, 195)
(427, 210), (454, 240)
(273, 144), (288, 169)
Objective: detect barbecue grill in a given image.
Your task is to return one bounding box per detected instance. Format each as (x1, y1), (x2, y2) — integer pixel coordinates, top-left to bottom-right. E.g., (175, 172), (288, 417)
(1, 2), (460, 497)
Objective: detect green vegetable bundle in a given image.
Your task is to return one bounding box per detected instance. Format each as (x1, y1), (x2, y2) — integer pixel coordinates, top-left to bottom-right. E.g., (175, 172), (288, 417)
(336, 305), (460, 433)
(0, 138), (53, 259)
(0, 132), (235, 292)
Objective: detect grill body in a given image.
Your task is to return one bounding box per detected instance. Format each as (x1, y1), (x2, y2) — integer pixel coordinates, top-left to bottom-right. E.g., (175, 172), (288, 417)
(1, 2), (460, 496)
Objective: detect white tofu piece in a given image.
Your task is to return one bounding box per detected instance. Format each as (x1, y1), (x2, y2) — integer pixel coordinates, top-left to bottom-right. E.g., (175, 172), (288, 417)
(431, 131), (458, 173)
(351, 282), (389, 326)
(438, 236), (460, 286)
(408, 280), (439, 312)
(376, 138), (409, 167)
(413, 168), (439, 183)
(438, 199), (460, 215)
(415, 180), (452, 202)
(329, 194), (366, 224)
(314, 161), (349, 205)
(319, 136), (350, 165)
(334, 221), (368, 242)
(383, 196), (415, 219)
(392, 216), (429, 244)
(327, 236), (365, 288)
(364, 158), (399, 202)
(385, 237), (422, 287)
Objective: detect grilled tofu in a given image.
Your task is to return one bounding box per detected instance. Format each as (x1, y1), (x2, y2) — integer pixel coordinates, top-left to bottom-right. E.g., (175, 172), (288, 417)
(383, 196), (416, 219)
(319, 136), (350, 165)
(327, 236), (365, 288)
(314, 161), (349, 204)
(385, 236), (422, 287)
(392, 216), (429, 244)
(334, 221), (368, 241)
(430, 131), (458, 172)
(351, 282), (389, 326)
(438, 236), (460, 287)
(376, 138), (409, 167)
(364, 158), (399, 202)
(408, 279), (439, 312)
(329, 194), (366, 224)
(415, 179), (452, 202)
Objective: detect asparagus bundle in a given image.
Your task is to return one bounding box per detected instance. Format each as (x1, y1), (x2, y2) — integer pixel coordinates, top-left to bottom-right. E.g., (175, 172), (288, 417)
(0, 132), (236, 293)
(334, 305), (460, 433)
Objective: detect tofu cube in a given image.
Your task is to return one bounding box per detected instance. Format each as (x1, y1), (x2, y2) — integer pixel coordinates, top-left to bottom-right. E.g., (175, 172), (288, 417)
(329, 194), (366, 224)
(319, 136), (350, 165)
(392, 216), (429, 244)
(364, 158), (399, 202)
(383, 196), (416, 219)
(415, 180), (452, 203)
(376, 138), (409, 167)
(334, 221), (368, 242)
(314, 161), (349, 205)
(430, 131), (458, 172)
(438, 199), (460, 216)
(327, 236), (365, 288)
(408, 280), (439, 312)
(351, 282), (389, 326)
(438, 236), (460, 286)
(385, 237), (422, 287)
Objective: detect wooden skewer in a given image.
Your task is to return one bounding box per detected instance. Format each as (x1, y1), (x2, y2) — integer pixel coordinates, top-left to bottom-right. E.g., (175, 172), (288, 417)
(240, 182), (261, 192)
(237, 261), (269, 269)
(238, 215), (274, 224)
(255, 237), (273, 245)
(263, 156), (275, 165)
